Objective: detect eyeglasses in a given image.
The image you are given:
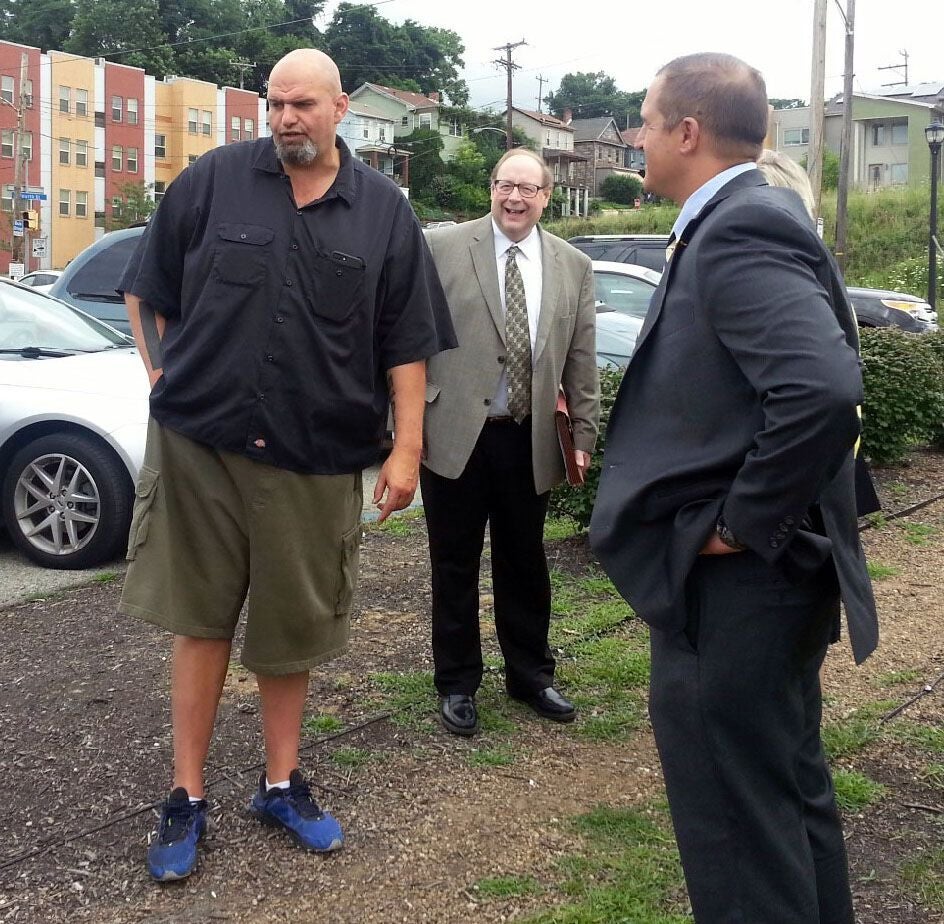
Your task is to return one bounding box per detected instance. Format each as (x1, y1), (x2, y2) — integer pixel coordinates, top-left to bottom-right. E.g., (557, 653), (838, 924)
(491, 180), (546, 198)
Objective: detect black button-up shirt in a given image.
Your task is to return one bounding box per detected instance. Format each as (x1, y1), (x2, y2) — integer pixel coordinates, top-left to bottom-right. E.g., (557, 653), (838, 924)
(120, 137), (455, 474)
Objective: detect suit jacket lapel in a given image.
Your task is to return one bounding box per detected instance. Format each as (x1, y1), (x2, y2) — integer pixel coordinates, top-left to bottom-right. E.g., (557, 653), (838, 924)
(469, 217), (506, 345)
(633, 169), (767, 355)
(534, 227), (559, 362)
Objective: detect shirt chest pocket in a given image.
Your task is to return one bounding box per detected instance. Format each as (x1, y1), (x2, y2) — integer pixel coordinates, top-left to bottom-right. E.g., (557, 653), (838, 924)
(212, 223), (275, 287)
(301, 251), (366, 323)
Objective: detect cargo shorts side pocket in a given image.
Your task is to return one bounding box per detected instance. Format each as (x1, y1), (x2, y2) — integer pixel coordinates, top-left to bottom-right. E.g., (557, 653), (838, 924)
(335, 523), (362, 616)
(126, 465), (160, 560)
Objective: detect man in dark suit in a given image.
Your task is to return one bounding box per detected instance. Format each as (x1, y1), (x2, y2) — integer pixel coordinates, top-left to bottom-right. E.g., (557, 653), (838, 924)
(590, 53), (878, 923)
(423, 149), (599, 736)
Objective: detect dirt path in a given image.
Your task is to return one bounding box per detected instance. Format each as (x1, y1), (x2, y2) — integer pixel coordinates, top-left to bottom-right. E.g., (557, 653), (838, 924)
(1, 452), (942, 924)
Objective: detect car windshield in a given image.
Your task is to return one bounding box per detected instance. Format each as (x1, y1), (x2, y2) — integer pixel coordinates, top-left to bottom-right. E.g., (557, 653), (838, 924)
(65, 234), (140, 299)
(0, 281), (130, 353)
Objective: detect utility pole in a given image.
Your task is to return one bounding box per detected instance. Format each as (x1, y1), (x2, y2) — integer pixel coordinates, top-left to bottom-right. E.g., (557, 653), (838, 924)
(834, 0), (856, 273)
(878, 49), (909, 87)
(493, 40), (526, 151)
(808, 0), (827, 218)
(535, 74), (547, 113)
(230, 59), (255, 91)
(10, 52), (29, 271)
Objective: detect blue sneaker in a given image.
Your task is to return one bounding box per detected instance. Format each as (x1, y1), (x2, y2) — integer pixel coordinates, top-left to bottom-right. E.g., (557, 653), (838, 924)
(146, 787), (207, 881)
(249, 769), (344, 853)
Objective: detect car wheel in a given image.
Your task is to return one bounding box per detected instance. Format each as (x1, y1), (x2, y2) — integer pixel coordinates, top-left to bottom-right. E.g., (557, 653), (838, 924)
(1, 432), (133, 569)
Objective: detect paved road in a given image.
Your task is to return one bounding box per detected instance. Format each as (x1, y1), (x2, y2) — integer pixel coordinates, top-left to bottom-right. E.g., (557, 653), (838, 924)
(0, 464), (422, 609)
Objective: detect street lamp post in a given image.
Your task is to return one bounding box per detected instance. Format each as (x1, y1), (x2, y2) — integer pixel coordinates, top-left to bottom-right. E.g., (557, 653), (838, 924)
(926, 120), (944, 311)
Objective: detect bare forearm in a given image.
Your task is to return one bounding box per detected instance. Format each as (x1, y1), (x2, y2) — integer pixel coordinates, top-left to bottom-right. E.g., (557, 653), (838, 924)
(125, 293), (166, 386)
(388, 360), (426, 459)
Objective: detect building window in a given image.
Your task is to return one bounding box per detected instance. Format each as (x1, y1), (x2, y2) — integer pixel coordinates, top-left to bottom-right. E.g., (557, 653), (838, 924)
(188, 108), (198, 134)
(871, 124), (885, 146)
(379, 126), (386, 142)
(59, 85), (71, 113)
(59, 138), (71, 165)
(890, 163), (908, 184)
(244, 118), (254, 139)
(231, 116), (241, 142)
(112, 144), (123, 171)
(401, 115), (409, 127)
(891, 121), (908, 145)
(76, 88), (88, 116)
(1, 130), (12, 159)
(75, 190), (88, 218)
(75, 139), (88, 167)
(1, 76), (13, 106)
(94, 161), (105, 178)
(21, 131), (31, 161)
(112, 196), (122, 217)
(1, 185), (13, 211)
(94, 111), (105, 128)
(363, 125), (370, 139)
(59, 189), (71, 217)
(153, 180), (166, 203)
(449, 118), (461, 137)
(154, 133), (166, 159)
(201, 111), (212, 136)
(783, 127), (810, 146)
(24, 79), (33, 108)
(419, 112), (431, 130)
(188, 154), (198, 165)
(112, 96), (122, 122)
(127, 147), (138, 173)
(127, 98), (138, 125)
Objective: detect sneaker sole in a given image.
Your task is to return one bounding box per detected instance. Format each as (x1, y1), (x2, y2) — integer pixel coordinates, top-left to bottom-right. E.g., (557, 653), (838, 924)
(149, 867), (194, 882)
(249, 805), (344, 853)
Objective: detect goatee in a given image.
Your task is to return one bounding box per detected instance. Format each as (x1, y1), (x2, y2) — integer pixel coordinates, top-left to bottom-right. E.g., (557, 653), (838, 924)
(274, 136), (319, 166)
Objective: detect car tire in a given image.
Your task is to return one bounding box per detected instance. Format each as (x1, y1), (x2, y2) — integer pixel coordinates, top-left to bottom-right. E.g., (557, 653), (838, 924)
(1, 432), (133, 570)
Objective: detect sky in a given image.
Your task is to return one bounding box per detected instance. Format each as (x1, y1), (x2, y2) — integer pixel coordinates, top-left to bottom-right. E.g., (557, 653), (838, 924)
(319, 0), (943, 116)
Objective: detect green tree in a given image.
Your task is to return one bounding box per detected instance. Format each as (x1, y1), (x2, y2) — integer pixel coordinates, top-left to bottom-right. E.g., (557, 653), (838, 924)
(600, 174), (643, 205)
(1, 0), (75, 51)
(770, 98), (807, 109)
(545, 72), (644, 124)
(801, 150), (840, 190)
(397, 128), (444, 203)
(107, 181), (158, 230)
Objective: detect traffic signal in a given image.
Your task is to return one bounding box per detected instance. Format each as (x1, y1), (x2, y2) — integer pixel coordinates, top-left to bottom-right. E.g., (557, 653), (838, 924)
(21, 210), (39, 231)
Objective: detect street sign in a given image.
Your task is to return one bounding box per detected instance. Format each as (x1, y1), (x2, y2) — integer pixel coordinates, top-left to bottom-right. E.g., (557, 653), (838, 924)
(20, 191), (46, 201)
(31, 237), (47, 258)
(8, 262), (24, 280)
(13, 219), (24, 237)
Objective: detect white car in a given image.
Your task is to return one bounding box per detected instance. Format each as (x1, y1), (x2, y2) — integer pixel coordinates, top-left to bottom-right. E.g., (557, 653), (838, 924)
(592, 260), (661, 367)
(13, 269), (63, 293)
(0, 278), (149, 569)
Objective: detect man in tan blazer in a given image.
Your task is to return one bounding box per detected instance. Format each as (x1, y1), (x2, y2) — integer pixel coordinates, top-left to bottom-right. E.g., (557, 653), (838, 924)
(422, 148), (599, 736)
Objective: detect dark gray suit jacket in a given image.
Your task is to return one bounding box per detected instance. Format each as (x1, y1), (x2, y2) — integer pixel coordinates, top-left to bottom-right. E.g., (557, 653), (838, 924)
(589, 170), (878, 664)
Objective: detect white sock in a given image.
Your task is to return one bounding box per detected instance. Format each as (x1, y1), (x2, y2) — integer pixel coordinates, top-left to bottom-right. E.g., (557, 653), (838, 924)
(188, 796), (203, 805)
(265, 777), (290, 792)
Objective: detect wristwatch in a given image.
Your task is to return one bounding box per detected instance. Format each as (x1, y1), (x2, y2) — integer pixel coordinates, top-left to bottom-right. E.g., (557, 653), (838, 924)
(715, 515), (747, 551)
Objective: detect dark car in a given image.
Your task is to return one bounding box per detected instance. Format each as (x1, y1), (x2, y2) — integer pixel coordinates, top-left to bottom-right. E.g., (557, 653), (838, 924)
(568, 234), (670, 272)
(48, 226), (145, 335)
(572, 233), (938, 334)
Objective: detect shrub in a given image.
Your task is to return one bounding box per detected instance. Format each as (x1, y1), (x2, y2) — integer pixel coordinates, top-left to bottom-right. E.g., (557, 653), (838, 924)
(859, 329), (944, 464)
(549, 367), (623, 530)
(599, 174), (643, 205)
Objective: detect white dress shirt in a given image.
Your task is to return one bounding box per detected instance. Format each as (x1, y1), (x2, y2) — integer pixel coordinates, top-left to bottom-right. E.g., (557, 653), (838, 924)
(490, 220), (543, 416)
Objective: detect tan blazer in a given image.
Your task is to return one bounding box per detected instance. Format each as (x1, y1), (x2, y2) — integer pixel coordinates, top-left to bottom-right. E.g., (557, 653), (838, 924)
(423, 215), (599, 495)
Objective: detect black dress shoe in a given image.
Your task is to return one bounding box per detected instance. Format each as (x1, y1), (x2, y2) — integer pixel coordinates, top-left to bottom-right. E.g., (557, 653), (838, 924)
(510, 686), (577, 723)
(439, 694), (478, 736)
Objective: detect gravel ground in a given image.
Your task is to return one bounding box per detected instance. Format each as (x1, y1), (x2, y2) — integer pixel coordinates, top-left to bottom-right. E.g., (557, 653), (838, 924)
(0, 451), (941, 924)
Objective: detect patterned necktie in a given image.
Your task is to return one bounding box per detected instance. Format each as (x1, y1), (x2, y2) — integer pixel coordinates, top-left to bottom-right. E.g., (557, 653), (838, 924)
(504, 245), (532, 423)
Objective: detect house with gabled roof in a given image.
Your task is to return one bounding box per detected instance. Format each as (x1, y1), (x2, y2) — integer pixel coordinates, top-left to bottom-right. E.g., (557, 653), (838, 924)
(348, 83), (465, 160)
(570, 116), (637, 197)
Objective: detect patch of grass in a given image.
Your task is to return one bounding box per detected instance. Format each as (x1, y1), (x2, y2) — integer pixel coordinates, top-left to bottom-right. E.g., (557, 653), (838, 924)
(475, 874), (543, 899)
(864, 511), (888, 529)
(553, 599), (634, 639)
(918, 763), (944, 791)
(477, 701), (518, 735)
(467, 745), (516, 768)
(899, 522), (938, 546)
(885, 481), (910, 501)
(92, 571), (120, 583)
(900, 848), (944, 913)
(576, 701), (645, 742)
(369, 670), (435, 729)
(866, 561), (899, 580)
(371, 507), (425, 535)
(822, 701), (899, 759)
(226, 660), (252, 682)
(304, 714), (343, 735)
(331, 747), (373, 769)
(891, 723), (944, 755)
(832, 769), (886, 812)
(568, 638), (649, 690)
(544, 516), (579, 541)
(874, 669), (922, 688)
(522, 804), (688, 923)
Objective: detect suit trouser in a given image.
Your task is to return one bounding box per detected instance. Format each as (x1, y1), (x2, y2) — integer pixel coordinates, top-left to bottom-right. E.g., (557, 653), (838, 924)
(649, 551), (853, 924)
(421, 417), (555, 696)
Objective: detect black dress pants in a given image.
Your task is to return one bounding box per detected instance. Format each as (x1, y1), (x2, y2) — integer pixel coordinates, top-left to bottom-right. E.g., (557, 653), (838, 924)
(649, 551), (854, 924)
(421, 418), (554, 697)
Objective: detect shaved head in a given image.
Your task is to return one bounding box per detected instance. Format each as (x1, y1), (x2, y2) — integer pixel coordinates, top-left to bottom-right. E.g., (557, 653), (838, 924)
(269, 48), (342, 97)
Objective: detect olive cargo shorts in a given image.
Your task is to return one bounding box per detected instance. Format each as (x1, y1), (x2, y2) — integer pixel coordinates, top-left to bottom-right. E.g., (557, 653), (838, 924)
(118, 418), (363, 675)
